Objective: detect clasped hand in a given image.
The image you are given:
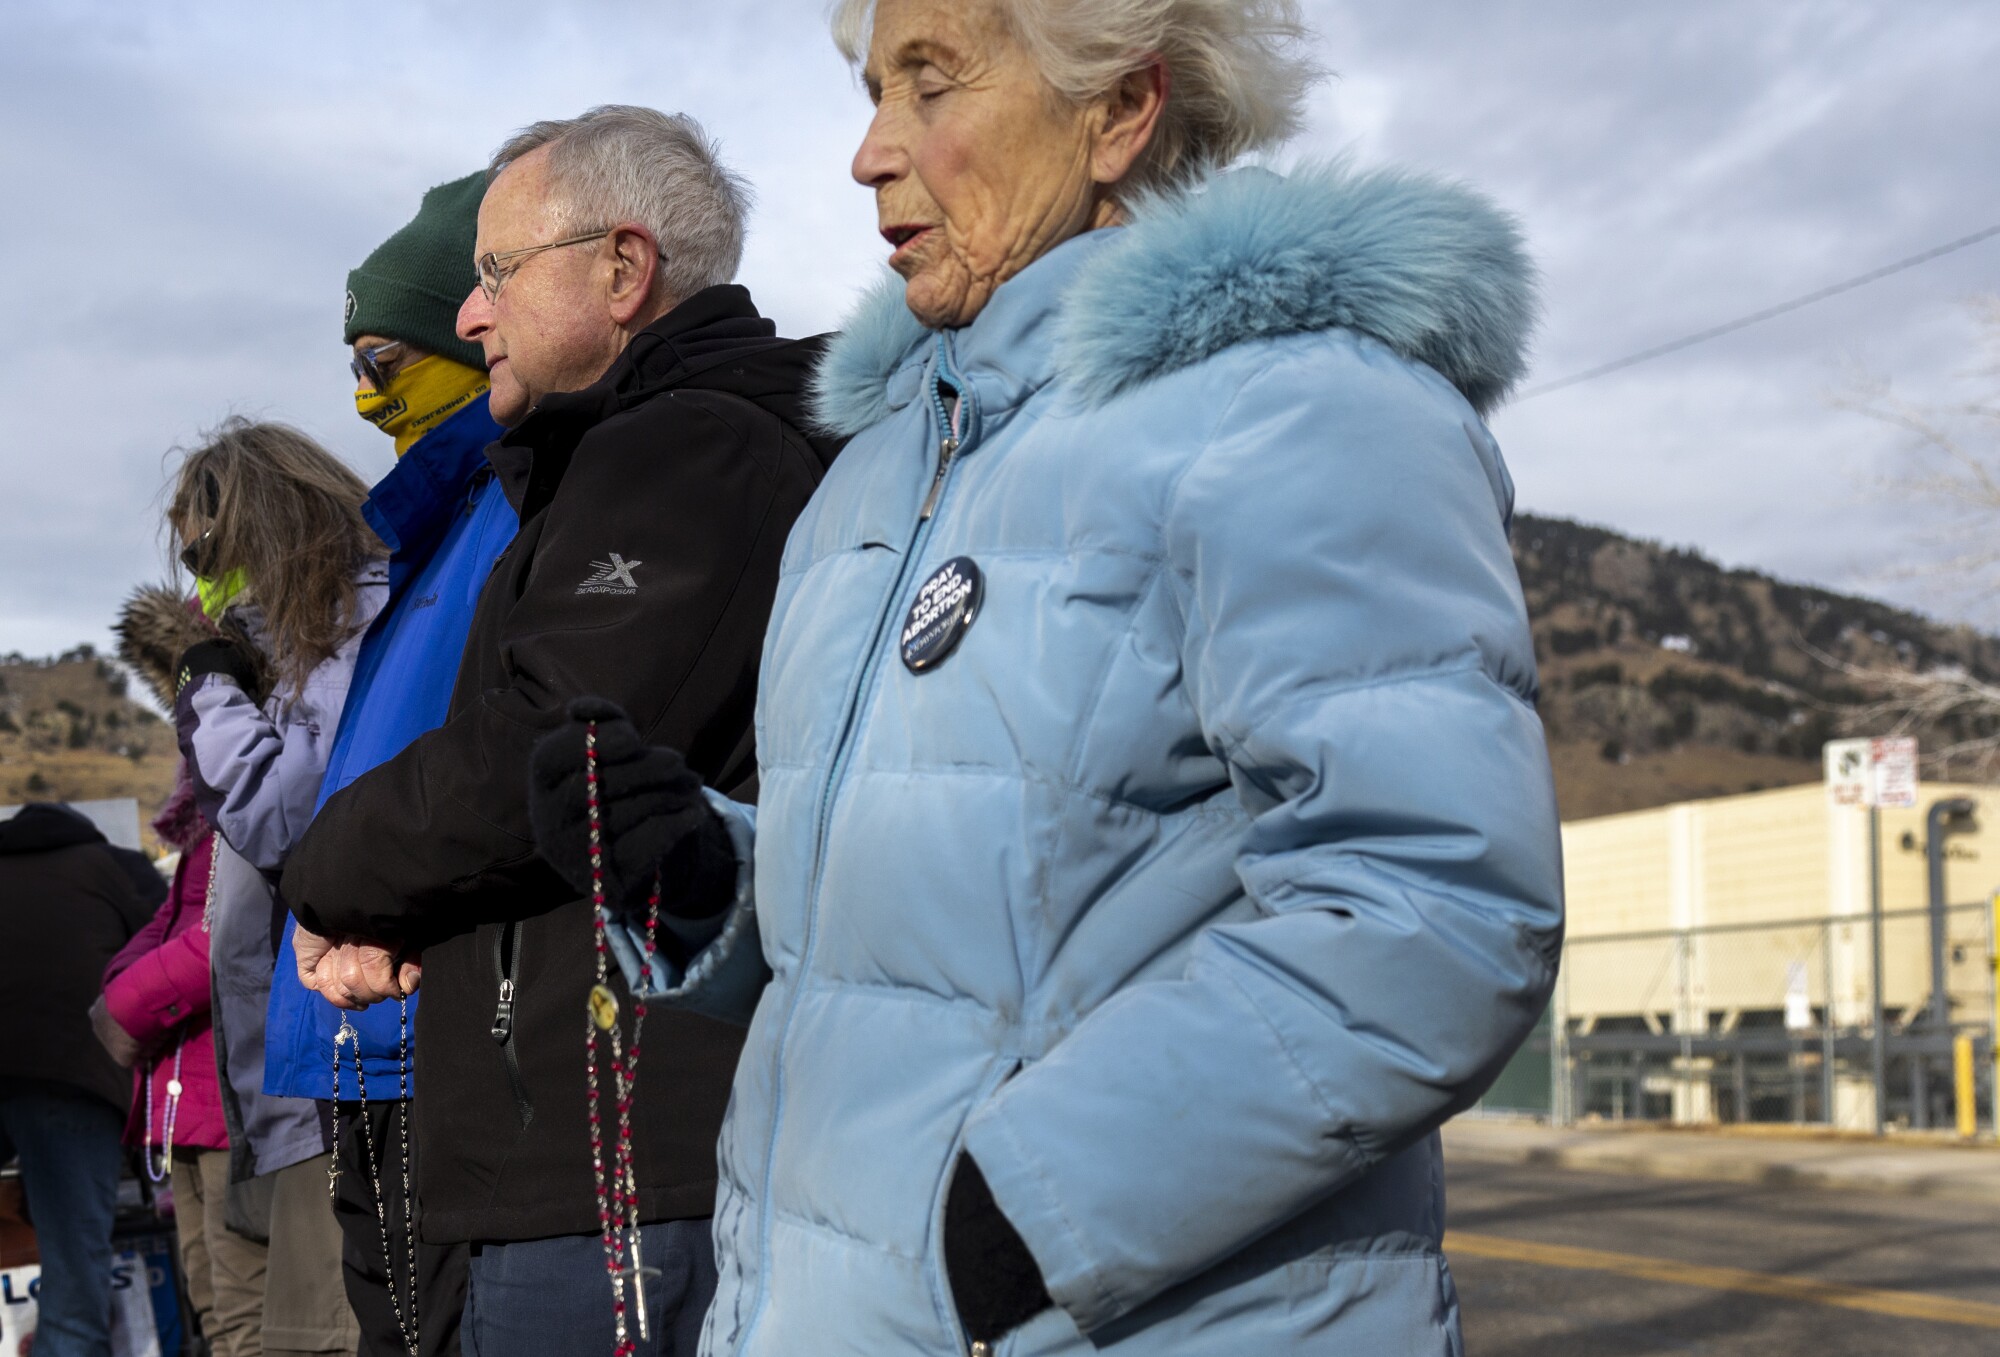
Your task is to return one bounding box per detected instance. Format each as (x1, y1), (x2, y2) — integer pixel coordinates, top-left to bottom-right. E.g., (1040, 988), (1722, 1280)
(294, 923), (422, 1010)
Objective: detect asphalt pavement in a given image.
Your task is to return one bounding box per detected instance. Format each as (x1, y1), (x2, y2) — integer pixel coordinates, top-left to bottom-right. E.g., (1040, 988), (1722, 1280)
(1443, 1117), (2000, 1204)
(1444, 1156), (2000, 1355)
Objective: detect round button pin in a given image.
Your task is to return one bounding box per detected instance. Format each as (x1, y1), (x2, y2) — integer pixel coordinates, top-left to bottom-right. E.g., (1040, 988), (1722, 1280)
(901, 557), (984, 673)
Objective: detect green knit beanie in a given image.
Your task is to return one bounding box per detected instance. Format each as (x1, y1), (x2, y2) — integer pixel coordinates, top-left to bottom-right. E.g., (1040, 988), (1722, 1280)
(343, 171), (488, 370)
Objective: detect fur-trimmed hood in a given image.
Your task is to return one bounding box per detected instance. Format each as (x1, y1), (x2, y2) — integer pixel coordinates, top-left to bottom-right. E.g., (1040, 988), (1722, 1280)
(115, 583), (213, 710)
(810, 160), (1537, 435)
(113, 584), (215, 851)
(115, 582), (273, 710)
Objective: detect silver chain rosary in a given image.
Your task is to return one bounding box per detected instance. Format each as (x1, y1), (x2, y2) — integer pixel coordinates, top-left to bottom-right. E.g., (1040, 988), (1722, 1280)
(330, 996), (419, 1357)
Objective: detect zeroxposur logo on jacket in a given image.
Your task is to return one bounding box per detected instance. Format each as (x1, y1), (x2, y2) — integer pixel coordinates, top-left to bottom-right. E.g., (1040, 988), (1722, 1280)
(576, 554), (642, 596)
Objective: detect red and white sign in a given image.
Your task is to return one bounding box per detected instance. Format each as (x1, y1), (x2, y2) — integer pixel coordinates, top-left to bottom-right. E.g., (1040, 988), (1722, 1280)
(1869, 736), (1919, 809)
(1823, 736), (1919, 809)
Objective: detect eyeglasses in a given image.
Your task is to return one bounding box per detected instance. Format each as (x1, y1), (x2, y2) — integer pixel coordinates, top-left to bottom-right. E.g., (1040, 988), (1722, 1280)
(473, 228), (669, 302)
(350, 340), (407, 391)
(475, 230), (612, 302)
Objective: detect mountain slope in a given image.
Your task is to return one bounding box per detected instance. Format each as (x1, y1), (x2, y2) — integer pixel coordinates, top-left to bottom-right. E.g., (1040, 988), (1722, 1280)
(1516, 513), (2000, 818)
(4, 515), (1994, 831)
(0, 645), (179, 840)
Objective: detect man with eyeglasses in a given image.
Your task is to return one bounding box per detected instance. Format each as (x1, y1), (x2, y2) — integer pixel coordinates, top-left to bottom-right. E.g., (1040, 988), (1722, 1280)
(279, 107), (841, 1357)
(259, 169), (512, 1357)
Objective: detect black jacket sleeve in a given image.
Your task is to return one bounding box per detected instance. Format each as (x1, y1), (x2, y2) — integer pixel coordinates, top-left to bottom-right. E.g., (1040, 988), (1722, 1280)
(282, 391), (812, 945)
(109, 847), (169, 923)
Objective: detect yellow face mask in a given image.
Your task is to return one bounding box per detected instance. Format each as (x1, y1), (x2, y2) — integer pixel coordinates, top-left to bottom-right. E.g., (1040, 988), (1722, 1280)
(355, 354), (490, 457)
(196, 569), (248, 620)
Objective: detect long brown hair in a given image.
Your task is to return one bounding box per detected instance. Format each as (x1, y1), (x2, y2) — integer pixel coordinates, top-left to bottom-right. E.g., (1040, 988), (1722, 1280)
(166, 418), (383, 696)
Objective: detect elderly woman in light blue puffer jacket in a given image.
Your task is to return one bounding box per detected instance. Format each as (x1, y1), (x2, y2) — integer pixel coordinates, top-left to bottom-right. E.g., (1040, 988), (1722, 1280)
(523, 2), (1564, 1354)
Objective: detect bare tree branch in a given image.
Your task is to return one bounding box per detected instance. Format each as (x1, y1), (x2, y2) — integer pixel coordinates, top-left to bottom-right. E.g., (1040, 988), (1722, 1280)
(1815, 308), (2000, 782)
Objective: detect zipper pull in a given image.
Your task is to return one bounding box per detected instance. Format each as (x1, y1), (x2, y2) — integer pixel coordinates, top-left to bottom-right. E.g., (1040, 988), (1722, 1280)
(970, 1343), (992, 1357)
(491, 978), (515, 1044)
(920, 436), (960, 521)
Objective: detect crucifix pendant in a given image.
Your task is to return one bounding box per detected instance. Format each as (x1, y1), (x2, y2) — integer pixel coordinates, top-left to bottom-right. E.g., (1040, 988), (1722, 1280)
(620, 1237), (662, 1342)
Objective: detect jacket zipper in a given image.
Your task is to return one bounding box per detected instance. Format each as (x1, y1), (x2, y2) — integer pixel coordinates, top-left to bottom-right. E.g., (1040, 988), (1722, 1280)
(491, 922), (533, 1128)
(918, 435), (960, 521)
(743, 332), (973, 1347)
(919, 362), (964, 520)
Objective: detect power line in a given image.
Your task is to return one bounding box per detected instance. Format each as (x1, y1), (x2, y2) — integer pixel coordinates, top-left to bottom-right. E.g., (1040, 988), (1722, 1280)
(1513, 220), (2000, 402)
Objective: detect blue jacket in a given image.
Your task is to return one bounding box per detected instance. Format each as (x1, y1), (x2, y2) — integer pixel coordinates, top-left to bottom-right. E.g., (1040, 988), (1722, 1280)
(264, 394), (514, 1100)
(624, 164), (1566, 1356)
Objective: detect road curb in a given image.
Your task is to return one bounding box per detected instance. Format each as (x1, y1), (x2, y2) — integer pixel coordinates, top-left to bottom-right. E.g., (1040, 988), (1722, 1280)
(1443, 1127), (2000, 1206)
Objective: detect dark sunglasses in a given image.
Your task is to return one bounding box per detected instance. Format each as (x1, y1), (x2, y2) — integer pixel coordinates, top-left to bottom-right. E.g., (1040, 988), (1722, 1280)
(351, 340), (407, 391)
(179, 471), (222, 575)
(179, 528), (218, 578)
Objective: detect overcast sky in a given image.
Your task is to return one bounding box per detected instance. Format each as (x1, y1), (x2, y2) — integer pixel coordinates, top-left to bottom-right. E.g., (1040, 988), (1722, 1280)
(4, 0), (1997, 658)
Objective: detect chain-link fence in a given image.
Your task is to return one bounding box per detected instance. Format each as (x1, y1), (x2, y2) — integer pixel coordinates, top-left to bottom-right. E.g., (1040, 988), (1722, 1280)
(1478, 901), (1999, 1134)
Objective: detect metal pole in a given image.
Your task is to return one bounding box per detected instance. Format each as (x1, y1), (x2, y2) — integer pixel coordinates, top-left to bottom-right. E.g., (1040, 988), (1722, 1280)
(1924, 800), (1977, 1031)
(1554, 943), (1572, 1127)
(1677, 932), (1694, 1125)
(1791, 1032), (1805, 1124)
(1990, 891), (1999, 1141)
(1956, 1035), (1977, 1139)
(1928, 818), (1948, 1025)
(1920, 798), (1980, 1133)
(1821, 919), (1836, 1126)
(1913, 1053), (1930, 1131)
(1870, 805), (1888, 1135)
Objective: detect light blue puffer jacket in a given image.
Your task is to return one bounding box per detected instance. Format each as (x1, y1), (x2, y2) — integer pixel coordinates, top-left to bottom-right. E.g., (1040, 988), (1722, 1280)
(635, 164), (1565, 1356)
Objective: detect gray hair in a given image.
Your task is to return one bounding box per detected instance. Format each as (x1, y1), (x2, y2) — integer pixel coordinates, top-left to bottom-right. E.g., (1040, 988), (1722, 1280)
(490, 105), (752, 305)
(830, 0), (1323, 197)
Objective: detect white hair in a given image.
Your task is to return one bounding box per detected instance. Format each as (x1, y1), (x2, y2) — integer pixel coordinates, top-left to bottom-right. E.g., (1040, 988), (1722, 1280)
(830, 0), (1323, 196)
(490, 105), (752, 305)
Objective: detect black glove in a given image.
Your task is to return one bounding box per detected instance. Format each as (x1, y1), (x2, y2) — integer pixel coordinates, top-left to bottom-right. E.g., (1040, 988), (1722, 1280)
(944, 1153), (1052, 1347)
(174, 637), (260, 696)
(529, 697), (732, 918)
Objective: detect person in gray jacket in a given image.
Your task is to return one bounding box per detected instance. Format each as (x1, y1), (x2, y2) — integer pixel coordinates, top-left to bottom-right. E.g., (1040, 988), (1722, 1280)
(167, 417), (385, 1357)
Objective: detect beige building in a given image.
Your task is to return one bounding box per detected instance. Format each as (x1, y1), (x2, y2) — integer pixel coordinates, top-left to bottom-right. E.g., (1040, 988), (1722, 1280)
(1557, 781), (1998, 1129)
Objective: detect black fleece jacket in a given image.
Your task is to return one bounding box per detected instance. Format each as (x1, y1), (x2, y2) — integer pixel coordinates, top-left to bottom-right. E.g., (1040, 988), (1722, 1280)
(0, 804), (163, 1112)
(281, 286), (840, 1244)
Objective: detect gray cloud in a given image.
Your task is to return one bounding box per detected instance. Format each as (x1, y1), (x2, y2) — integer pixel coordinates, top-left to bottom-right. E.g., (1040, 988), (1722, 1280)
(4, 0), (1997, 657)
(1300, 2), (2000, 615)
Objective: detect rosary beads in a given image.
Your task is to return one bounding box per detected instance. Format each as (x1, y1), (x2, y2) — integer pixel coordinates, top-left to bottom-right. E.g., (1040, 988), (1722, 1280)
(331, 999), (420, 1357)
(584, 718), (664, 1357)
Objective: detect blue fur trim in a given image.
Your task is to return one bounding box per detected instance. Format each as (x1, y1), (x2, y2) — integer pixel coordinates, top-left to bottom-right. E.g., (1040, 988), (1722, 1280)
(808, 272), (928, 436)
(1058, 163), (1537, 415)
(809, 161), (1538, 433)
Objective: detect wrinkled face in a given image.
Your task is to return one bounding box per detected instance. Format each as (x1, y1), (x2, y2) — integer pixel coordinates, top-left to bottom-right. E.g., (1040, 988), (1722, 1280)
(455, 148), (623, 428)
(852, 0), (1109, 329)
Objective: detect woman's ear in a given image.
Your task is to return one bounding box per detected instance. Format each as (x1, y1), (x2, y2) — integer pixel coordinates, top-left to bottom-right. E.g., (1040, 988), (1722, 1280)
(1091, 57), (1169, 187)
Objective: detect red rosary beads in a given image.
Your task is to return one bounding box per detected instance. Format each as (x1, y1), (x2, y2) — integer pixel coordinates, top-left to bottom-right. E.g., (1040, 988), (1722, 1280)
(584, 720), (664, 1357)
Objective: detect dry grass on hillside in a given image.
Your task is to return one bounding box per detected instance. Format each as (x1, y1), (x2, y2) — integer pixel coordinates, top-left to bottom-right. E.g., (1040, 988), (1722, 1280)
(1549, 738), (1821, 821)
(0, 653), (180, 850)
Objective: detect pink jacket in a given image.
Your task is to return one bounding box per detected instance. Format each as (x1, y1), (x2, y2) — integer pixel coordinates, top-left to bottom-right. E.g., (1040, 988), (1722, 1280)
(102, 795), (227, 1152)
